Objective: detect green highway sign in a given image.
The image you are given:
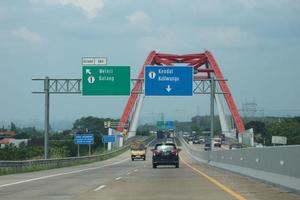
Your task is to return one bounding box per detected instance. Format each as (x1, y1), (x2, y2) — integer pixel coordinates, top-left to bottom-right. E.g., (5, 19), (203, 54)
(82, 66), (130, 95)
(156, 121), (165, 129)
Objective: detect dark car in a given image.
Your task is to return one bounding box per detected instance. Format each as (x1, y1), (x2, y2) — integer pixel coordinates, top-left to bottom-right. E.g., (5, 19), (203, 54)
(151, 143), (181, 168)
(229, 143), (243, 149)
(204, 143), (211, 151)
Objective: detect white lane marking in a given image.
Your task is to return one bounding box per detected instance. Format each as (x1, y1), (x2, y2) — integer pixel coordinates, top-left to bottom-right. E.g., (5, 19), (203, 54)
(94, 184), (106, 191)
(134, 169), (138, 172)
(127, 172), (131, 175)
(0, 158), (130, 189)
(115, 177), (122, 181)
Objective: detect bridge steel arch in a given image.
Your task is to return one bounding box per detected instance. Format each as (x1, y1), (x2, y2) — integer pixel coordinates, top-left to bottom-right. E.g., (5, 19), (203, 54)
(117, 51), (245, 137)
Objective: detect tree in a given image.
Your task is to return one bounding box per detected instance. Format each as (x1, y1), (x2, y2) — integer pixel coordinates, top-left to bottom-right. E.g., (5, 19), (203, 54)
(10, 122), (17, 131)
(267, 118), (300, 145)
(72, 116), (117, 152)
(0, 125), (6, 131)
(191, 115), (221, 135)
(245, 121), (268, 144)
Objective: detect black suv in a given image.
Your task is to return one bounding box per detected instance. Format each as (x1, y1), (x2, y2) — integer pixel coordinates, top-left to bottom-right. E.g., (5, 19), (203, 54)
(151, 143), (181, 168)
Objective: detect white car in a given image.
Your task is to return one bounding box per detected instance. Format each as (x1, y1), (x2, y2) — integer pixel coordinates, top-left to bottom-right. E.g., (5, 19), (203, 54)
(213, 138), (222, 147)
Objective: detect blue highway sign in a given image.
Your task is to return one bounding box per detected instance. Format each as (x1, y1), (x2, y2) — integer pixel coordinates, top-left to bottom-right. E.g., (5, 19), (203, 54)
(74, 134), (94, 145)
(165, 121), (174, 129)
(102, 135), (115, 143)
(145, 66), (193, 96)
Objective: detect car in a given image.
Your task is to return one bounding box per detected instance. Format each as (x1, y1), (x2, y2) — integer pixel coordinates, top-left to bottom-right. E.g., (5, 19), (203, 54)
(213, 138), (222, 147)
(204, 143), (211, 151)
(229, 143), (242, 149)
(183, 132), (189, 137)
(193, 138), (200, 144)
(151, 143), (181, 168)
(165, 138), (174, 144)
(199, 137), (205, 144)
(130, 143), (146, 161)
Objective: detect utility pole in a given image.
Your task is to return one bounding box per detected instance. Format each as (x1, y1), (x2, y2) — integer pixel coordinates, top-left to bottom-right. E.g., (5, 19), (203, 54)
(44, 77), (50, 159)
(161, 112), (165, 122)
(196, 105), (201, 128)
(210, 77), (215, 151)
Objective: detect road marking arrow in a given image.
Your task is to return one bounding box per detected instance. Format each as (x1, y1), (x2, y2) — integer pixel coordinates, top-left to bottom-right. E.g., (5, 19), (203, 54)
(166, 85), (172, 92)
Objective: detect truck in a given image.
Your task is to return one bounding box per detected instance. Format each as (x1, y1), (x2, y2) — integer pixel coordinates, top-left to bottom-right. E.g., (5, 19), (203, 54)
(130, 142), (146, 161)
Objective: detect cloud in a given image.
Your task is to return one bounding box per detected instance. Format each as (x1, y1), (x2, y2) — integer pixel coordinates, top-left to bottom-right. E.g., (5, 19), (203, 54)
(127, 11), (151, 31)
(237, 0), (300, 9)
(31, 0), (105, 19)
(138, 26), (252, 53)
(237, 0), (259, 8)
(0, 7), (7, 21)
(11, 27), (44, 44)
(195, 27), (253, 47)
(140, 32), (188, 53)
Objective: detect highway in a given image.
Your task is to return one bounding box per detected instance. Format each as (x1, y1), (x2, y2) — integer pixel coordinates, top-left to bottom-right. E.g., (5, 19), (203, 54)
(0, 141), (299, 200)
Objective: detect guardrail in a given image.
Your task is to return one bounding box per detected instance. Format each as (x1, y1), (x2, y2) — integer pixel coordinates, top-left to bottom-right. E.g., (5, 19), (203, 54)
(0, 135), (154, 175)
(178, 135), (300, 193)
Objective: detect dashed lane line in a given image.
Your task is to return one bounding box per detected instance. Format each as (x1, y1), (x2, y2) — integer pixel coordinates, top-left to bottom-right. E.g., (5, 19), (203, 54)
(0, 158), (130, 189)
(94, 185), (106, 192)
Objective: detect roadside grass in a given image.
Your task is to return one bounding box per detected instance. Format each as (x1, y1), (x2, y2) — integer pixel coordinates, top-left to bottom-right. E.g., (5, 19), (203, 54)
(0, 146), (129, 176)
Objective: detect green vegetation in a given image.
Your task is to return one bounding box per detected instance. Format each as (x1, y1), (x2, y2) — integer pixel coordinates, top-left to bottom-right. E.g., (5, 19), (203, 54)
(0, 116), (118, 160)
(0, 144), (43, 160)
(0, 146), (129, 176)
(136, 115), (300, 145)
(246, 117), (300, 145)
(1, 115), (300, 162)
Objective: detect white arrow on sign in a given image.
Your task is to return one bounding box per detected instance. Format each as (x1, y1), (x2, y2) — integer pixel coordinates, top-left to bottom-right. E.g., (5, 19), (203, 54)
(166, 85), (172, 92)
(86, 69), (92, 75)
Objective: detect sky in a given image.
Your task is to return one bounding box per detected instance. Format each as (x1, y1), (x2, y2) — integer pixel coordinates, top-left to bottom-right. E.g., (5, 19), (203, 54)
(0, 0), (300, 128)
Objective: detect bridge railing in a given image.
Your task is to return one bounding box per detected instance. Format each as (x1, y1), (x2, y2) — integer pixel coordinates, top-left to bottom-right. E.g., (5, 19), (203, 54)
(0, 136), (155, 175)
(178, 135), (300, 193)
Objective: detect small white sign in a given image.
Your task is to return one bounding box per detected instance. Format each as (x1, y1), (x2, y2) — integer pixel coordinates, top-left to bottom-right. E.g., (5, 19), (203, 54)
(82, 57), (95, 65)
(272, 136), (287, 145)
(95, 57), (107, 65)
(82, 57), (107, 66)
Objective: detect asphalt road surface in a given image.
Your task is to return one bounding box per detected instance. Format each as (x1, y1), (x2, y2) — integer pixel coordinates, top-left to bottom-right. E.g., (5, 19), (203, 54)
(0, 143), (299, 200)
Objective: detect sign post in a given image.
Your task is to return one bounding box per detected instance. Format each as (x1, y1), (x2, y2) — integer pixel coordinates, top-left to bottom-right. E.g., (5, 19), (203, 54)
(102, 134), (116, 151)
(74, 134), (94, 157)
(145, 66), (193, 96)
(44, 77), (50, 159)
(272, 136), (287, 145)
